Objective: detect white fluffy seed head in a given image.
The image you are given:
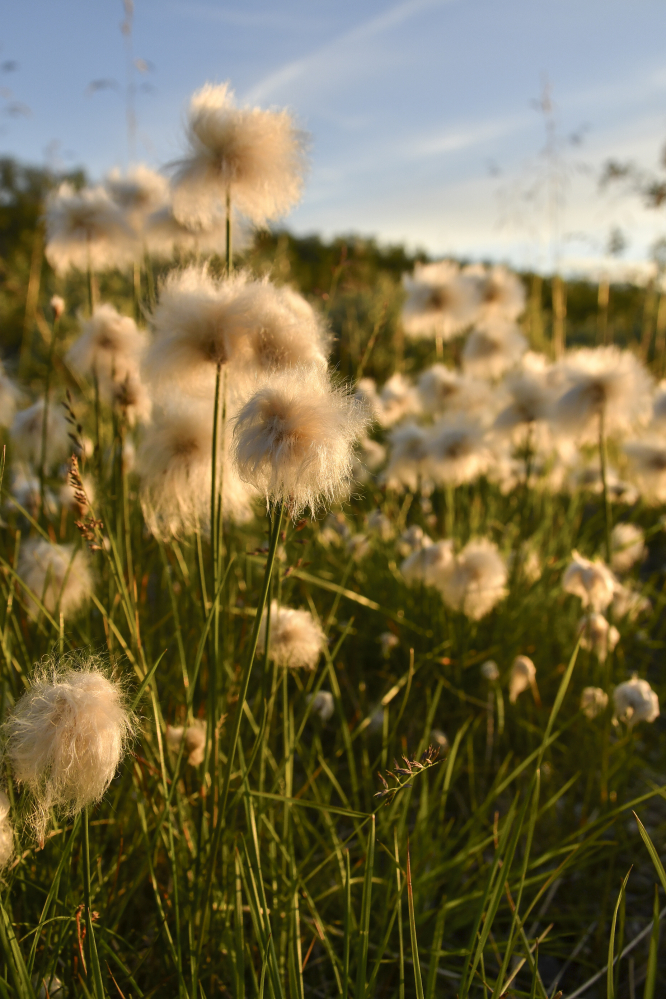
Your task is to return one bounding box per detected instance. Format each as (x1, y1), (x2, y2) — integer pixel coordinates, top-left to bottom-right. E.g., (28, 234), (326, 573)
(397, 524), (432, 557)
(67, 304), (148, 386)
(623, 437), (666, 504)
(105, 164), (169, 227)
(16, 540), (92, 621)
(613, 676), (659, 728)
(10, 399), (70, 469)
(581, 686), (608, 720)
(307, 691), (335, 722)
(562, 550), (617, 612)
(402, 261), (479, 340)
(401, 539), (454, 589)
(578, 613), (620, 662)
(172, 82), (308, 227)
(509, 655), (537, 703)
(611, 523), (646, 574)
(417, 365), (487, 416)
(3, 657), (135, 842)
(143, 203), (250, 261)
(165, 720), (206, 766)
(232, 367), (369, 516)
(44, 183), (137, 274)
(438, 538), (507, 620)
(426, 415), (491, 487)
(259, 601), (325, 670)
(481, 659), (499, 682)
(464, 264), (526, 322)
(462, 320), (527, 380)
(555, 347), (653, 439)
(612, 582), (651, 621)
(376, 374), (421, 427)
(384, 422), (433, 492)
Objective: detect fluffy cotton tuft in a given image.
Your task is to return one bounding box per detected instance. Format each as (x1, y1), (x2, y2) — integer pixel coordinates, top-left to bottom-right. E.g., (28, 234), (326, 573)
(612, 582), (651, 621)
(610, 523), (646, 574)
(232, 368), (369, 516)
(481, 660), (500, 682)
(554, 347), (653, 438)
(44, 183), (137, 274)
(165, 720), (207, 766)
(613, 676), (659, 728)
(10, 399), (71, 469)
(172, 82), (308, 227)
(464, 264), (526, 322)
(401, 540), (454, 589)
(426, 415), (491, 487)
(307, 691), (335, 722)
(402, 261), (479, 340)
(438, 538), (507, 620)
(105, 164), (169, 227)
(581, 687), (608, 720)
(509, 655), (537, 703)
(3, 657), (134, 842)
(67, 304), (148, 386)
(259, 602), (325, 670)
(578, 613), (620, 662)
(623, 437), (666, 504)
(384, 422), (432, 492)
(418, 365), (487, 416)
(562, 550), (617, 612)
(462, 320), (527, 380)
(16, 540), (92, 621)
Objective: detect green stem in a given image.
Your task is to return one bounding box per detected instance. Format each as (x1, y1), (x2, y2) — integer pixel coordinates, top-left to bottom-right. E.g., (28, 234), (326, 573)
(39, 316), (61, 525)
(82, 807), (105, 998)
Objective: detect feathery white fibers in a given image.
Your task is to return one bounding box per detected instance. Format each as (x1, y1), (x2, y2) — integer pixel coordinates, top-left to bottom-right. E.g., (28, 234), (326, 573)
(147, 265), (248, 398)
(259, 601), (325, 670)
(377, 373), (421, 427)
(0, 362), (24, 428)
(417, 364), (487, 416)
(50, 295), (65, 319)
(612, 582), (651, 621)
(396, 524), (432, 557)
(581, 687), (608, 720)
(10, 399), (70, 468)
(105, 165), (169, 228)
(172, 82), (308, 227)
(111, 370), (153, 426)
(0, 791), (13, 868)
(44, 183), (137, 274)
(7, 468), (57, 519)
(232, 280), (329, 375)
(611, 523), (646, 574)
(481, 660), (499, 682)
(384, 422), (432, 492)
(144, 203), (250, 261)
(67, 304), (147, 386)
(623, 437), (666, 503)
(562, 550), (617, 612)
(401, 539), (454, 589)
(438, 538), (507, 620)
(613, 676), (659, 728)
(554, 347), (653, 438)
(578, 613), (620, 662)
(494, 354), (555, 434)
(464, 264), (526, 322)
(307, 691), (335, 722)
(402, 261), (478, 340)
(354, 379), (383, 423)
(232, 367), (368, 516)
(17, 540), (92, 621)
(3, 656), (134, 842)
(426, 414), (491, 487)
(165, 720), (206, 766)
(138, 404), (255, 539)
(462, 320), (527, 381)
(509, 655), (537, 703)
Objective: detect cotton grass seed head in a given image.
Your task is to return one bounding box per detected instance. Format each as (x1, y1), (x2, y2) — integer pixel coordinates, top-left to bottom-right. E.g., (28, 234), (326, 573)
(401, 539), (454, 589)
(509, 655), (537, 703)
(105, 164), (169, 227)
(165, 720), (206, 766)
(462, 320), (527, 381)
(44, 183), (137, 274)
(613, 676), (659, 728)
(610, 523), (646, 574)
(10, 399), (70, 469)
(259, 601), (325, 670)
(385, 422), (432, 493)
(417, 365), (487, 417)
(562, 550), (617, 612)
(3, 656), (135, 843)
(578, 613), (620, 663)
(623, 437), (666, 504)
(232, 367), (369, 516)
(581, 687), (608, 720)
(172, 82), (308, 227)
(67, 304), (147, 386)
(402, 261), (478, 340)
(17, 540), (92, 621)
(438, 538), (507, 620)
(481, 660), (499, 682)
(464, 264), (526, 322)
(307, 691), (335, 722)
(426, 415), (491, 487)
(143, 203), (250, 261)
(555, 347), (653, 438)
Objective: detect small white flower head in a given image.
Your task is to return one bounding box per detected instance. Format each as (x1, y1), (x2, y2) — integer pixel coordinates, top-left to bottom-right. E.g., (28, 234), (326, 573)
(612, 583), (651, 621)
(138, 404), (255, 539)
(377, 373), (421, 427)
(50, 295), (65, 320)
(494, 357), (555, 434)
(402, 261), (479, 340)
(438, 538), (507, 620)
(385, 422), (433, 492)
(398, 528), (433, 563)
(44, 183), (137, 274)
(430, 728), (449, 749)
(613, 676), (659, 728)
(623, 437), (666, 504)
(481, 659), (500, 682)
(462, 320), (527, 381)
(0, 367), (24, 429)
(172, 82), (308, 227)
(165, 719), (206, 766)
(67, 304), (147, 386)
(401, 539), (454, 589)
(581, 687), (609, 720)
(232, 367), (369, 516)
(578, 613), (620, 663)
(426, 415), (491, 487)
(0, 790), (13, 868)
(3, 656), (135, 842)
(509, 655), (537, 704)
(379, 632), (399, 658)
(464, 264), (526, 322)
(562, 550), (618, 613)
(366, 509), (393, 541)
(307, 691), (335, 722)
(105, 164), (169, 228)
(10, 399), (70, 469)
(259, 601), (325, 670)
(147, 265), (249, 398)
(611, 523), (646, 574)
(554, 347), (653, 438)
(16, 540), (92, 621)
(417, 364), (487, 416)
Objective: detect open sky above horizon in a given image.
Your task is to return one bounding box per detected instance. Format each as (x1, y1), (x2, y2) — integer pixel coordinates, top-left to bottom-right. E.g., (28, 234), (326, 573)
(2, 0), (666, 274)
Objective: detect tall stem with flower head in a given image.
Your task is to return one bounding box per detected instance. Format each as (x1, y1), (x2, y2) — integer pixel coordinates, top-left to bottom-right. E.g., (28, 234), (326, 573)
(39, 308), (62, 525)
(598, 407), (612, 563)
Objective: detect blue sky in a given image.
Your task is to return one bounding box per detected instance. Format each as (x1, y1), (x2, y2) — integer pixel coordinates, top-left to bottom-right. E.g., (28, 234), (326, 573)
(2, 0), (666, 272)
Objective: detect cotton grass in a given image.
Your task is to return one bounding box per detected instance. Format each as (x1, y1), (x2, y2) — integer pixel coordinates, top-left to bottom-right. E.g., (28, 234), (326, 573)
(16, 540), (92, 621)
(613, 676), (659, 728)
(438, 538), (507, 620)
(259, 602), (325, 670)
(44, 183), (137, 274)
